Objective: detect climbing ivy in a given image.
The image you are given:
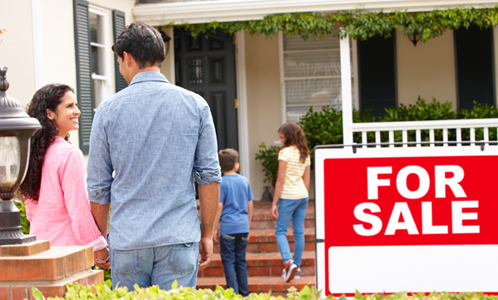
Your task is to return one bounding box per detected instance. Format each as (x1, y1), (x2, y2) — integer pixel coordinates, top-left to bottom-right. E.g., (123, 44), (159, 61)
(175, 6), (498, 42)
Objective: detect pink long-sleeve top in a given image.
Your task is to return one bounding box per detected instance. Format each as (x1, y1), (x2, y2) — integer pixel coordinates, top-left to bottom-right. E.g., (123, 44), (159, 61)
(25, 136), (107, 251)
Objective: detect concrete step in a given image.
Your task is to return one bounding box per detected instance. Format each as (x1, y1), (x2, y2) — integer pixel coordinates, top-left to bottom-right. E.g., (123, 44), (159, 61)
(199, 251), (316, 277)
(196, 275), (316, 296)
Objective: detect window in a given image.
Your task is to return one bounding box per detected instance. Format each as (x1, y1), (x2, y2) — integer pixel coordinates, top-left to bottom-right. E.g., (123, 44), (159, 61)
(89, 6), (112, 109)
(73, 0), (125, 153)
(280, 33), (357, 123)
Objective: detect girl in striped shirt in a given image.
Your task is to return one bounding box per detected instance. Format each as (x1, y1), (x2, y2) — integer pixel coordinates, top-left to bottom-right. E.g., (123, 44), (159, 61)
(272, 122), (311, 282)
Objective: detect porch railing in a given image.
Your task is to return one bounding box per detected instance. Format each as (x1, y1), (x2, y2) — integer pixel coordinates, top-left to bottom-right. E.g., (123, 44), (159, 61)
(351, 118), (498, 148)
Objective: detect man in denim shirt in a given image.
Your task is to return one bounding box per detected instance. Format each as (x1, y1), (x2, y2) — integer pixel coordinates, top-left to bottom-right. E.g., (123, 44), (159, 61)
(87, 23), (221, 290)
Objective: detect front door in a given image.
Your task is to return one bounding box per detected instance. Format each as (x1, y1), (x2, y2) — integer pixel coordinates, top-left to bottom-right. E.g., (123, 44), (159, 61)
(174, 29), (238, 151)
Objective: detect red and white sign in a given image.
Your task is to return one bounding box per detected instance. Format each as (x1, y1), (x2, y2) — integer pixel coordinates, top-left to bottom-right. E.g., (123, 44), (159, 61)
(314, 146), (498, 297)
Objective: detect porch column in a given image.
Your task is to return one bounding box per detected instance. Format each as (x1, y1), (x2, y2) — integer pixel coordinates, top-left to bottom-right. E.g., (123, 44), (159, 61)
(340, 33), (353, 145)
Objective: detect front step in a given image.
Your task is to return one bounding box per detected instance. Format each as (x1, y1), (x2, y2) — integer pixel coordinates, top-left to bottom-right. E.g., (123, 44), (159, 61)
(198, 251), (316, 277)
(214, 228), (316, 253)
(196, 275), (316, 296)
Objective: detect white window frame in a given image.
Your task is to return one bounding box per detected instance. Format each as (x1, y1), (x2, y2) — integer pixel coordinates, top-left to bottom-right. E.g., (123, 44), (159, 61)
(89, 5), (112, 109)
(278, 31), (359, 123)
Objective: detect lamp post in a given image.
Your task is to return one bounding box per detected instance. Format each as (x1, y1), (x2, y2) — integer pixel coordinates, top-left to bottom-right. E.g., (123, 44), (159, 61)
(0, 66), (41, 245)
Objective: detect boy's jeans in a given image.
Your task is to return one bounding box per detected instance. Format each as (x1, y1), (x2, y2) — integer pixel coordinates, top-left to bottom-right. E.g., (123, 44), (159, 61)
(109, 235), (199, 290)
(275, 197), (309, 269)
(219, 233), (249, 296)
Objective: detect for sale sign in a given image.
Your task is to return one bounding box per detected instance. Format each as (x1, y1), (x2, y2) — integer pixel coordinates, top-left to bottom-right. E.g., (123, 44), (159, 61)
(314, 145), (498, 297)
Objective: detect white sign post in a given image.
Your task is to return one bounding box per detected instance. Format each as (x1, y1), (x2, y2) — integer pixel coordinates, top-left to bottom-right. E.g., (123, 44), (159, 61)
(315, 144), (498, 297)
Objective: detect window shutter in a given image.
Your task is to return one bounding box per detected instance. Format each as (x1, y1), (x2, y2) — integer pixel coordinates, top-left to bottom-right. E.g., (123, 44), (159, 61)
(358, 32), (397, 119)
(73, 0), (94, 154)
(454, 26), (495, 110)
(113, 9), (128, 92)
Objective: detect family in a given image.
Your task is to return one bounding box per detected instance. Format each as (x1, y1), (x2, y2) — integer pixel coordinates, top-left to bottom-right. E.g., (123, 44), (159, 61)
(19, 22), (311, 294)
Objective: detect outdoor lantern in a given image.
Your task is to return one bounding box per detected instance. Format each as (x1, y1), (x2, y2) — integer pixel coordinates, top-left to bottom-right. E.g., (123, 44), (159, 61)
(261, 186), (272, 202)
(0, 66), (41, 245)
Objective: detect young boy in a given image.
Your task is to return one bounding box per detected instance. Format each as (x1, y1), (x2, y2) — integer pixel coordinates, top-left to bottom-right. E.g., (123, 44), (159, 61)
(215, 149), (254, 296)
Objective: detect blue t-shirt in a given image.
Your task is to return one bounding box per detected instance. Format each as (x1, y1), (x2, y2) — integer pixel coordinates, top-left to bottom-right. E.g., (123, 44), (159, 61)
(219, 174), (254, 236)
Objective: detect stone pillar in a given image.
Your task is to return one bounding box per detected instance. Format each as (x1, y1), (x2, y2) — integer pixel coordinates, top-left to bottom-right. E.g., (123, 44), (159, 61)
(0, 240), (103, 300)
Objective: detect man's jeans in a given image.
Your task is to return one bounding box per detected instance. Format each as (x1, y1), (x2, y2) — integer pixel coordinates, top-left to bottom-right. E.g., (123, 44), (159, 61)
(219, 233), (249, 296)
(275, 197), (309, 269)
(109, 235), (199, 290)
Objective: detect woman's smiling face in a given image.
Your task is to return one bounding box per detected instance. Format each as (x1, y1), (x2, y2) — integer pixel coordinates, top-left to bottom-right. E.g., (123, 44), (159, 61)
(47, 91), (80, 138)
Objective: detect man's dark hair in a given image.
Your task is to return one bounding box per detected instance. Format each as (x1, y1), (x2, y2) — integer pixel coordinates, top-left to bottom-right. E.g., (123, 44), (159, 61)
(219, 149), (239, 173)
(112, 22), (166, 68)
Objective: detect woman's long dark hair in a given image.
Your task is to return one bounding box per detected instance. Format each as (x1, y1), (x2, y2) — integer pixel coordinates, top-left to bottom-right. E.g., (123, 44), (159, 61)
(19, 84), (74, 201)
(278, 122), (309, 163)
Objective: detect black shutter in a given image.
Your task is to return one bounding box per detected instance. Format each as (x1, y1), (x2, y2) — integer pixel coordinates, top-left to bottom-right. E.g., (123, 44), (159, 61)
(358, 32), (397, 119)
(113, 9), (128, 92)
(73, 0), (94, 154)
(454, 26), (495, 110)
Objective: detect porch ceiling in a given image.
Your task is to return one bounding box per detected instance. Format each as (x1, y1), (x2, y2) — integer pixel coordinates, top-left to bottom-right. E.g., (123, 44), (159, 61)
(133, 0), (498, 26)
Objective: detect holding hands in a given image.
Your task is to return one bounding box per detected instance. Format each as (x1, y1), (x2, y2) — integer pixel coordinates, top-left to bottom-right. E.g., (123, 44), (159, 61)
(94, 247), (111, 269)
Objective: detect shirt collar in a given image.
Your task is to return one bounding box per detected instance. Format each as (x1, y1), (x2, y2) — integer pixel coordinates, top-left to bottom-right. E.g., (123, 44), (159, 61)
(129, 72), (170, 86)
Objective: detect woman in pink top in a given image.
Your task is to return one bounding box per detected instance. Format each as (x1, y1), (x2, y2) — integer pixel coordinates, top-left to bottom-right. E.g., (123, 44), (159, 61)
(19, 84), (110, 269)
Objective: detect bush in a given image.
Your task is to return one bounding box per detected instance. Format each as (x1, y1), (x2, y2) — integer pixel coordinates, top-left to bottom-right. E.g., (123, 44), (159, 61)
(32, 280), (323, 300)
(32, 280), (498, 300)
(254, 142), (281, 184)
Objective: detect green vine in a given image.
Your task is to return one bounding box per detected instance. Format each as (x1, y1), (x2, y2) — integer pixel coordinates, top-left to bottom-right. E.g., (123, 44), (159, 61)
(175, 6), (498, 42)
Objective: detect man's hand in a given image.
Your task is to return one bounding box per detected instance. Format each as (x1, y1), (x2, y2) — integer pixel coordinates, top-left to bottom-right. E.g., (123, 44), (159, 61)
(213, 228), (220, 243)
(198, 236), (213, 272)
(94, 247), (111, 269)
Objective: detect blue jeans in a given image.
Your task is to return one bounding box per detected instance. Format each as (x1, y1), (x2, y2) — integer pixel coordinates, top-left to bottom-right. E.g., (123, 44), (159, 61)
(109, 235), (199, 290)
(275, 197), (309, 269)
(219, 233), (249, 296)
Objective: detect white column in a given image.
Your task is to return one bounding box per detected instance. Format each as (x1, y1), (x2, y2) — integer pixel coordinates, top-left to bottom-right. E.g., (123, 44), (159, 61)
(340, 33), (353, 145)
(31, 0), (43, 89)
(235, 30), (250, 179)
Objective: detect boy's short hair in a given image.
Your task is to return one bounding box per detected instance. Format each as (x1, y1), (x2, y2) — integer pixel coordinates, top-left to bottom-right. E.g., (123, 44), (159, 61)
(219, 148), (239, 172)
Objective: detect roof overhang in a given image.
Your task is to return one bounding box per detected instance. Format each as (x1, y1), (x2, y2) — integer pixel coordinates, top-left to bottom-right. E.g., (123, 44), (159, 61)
(133, 0), (498, 26)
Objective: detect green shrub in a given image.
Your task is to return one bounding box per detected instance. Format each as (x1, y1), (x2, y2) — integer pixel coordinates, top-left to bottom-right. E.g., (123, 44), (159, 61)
(32, 280), (323, 300)
(32, 280), (498, 300)
(254, 142), (281, 184)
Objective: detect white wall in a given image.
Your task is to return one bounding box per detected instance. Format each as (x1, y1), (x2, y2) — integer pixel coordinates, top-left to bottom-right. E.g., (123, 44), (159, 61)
(0, 0), (36, 107)
(396, 29), (457, 108)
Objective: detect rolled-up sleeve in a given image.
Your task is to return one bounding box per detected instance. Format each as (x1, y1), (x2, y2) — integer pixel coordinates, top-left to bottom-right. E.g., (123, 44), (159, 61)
(193, 103), (222, 185)
(87, 105), (113, 205)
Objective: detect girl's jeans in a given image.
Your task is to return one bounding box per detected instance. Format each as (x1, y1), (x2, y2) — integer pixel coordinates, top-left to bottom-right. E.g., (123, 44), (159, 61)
(275, 197), (309, 269)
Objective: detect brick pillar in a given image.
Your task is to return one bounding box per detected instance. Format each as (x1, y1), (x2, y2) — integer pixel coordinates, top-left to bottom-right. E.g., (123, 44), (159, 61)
(0, 240), (104, 300)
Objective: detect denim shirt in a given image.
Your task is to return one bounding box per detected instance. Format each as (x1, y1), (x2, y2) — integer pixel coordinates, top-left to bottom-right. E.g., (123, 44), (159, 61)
(87, 72), (222, 250)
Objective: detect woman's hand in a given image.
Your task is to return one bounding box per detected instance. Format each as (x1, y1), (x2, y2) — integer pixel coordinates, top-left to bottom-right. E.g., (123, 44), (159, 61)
(94, 247), (111, 269)
(272, 202), (279, 219)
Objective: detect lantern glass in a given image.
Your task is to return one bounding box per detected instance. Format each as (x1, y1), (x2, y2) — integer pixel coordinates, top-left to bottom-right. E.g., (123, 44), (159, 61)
(0, 136), (21, 189)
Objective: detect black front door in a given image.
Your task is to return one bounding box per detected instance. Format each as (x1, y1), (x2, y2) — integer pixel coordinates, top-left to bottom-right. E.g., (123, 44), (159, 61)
(174, 29), (238, 151)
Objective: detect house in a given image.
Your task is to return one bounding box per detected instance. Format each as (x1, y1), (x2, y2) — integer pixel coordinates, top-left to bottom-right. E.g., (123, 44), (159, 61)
(2, 0), (498, 200)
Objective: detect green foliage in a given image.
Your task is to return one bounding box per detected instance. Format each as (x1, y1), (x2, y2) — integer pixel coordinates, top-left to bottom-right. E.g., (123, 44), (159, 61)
(174, 6), (498, 42)
(31, 279), (323, 300)
(299, 97), (498, 148)
(254, 142), (281, 184)
(13, 194), (30, 234)
(31, 281), (498, 300)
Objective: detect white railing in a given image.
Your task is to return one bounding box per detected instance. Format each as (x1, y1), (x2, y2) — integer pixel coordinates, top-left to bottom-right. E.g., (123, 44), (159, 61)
(351, 118), (498, 148)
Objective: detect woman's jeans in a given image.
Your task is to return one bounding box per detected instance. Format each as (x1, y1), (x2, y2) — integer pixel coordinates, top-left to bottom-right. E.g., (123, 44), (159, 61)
(219, 233), (249, 296)
(275, 197), (309, 269)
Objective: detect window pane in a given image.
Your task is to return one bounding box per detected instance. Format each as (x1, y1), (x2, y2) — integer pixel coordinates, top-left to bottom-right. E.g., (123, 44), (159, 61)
(91, 45), (103, 75)
(285, 78), (342, 108)
(89, 12), (102, 44)
(284, 50), (340, 77)
(284, 34), (339, 51)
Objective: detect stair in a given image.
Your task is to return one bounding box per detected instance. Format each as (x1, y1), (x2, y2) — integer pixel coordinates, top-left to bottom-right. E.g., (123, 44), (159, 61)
(196, 201), (316, 296)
